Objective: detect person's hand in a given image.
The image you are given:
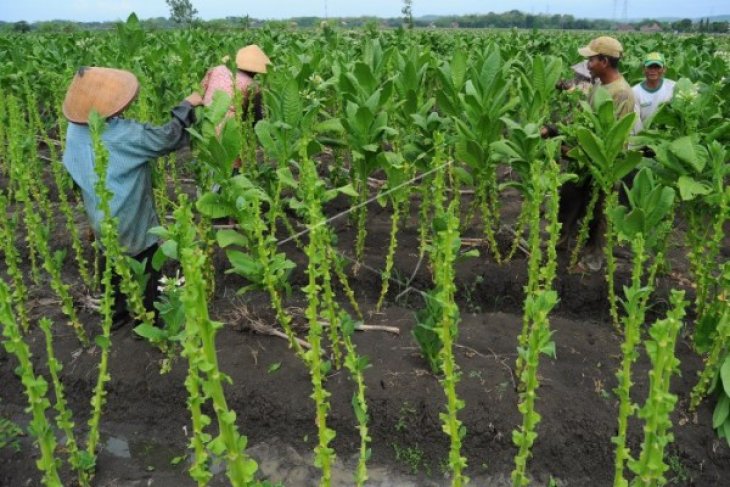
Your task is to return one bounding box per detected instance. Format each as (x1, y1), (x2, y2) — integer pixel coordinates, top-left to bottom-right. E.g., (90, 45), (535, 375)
(185, 92), (203, 107)
(540, 124), (558, 139)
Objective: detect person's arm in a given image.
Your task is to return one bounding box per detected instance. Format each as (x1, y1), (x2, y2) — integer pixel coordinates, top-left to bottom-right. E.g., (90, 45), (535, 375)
(134, 93), (203, 158)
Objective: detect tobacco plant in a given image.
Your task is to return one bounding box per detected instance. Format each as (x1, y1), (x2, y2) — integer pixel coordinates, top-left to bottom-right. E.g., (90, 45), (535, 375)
(5, 95), (41, 283)
(39, 318), (94, 485)
(336, 43), (397, 264)
(88, 113), (155, 331)
(298, 143), (339, 485)
(433, 193), (469, 486)
(511, 289), (559, 487)
(690, 263), (730, 413)
(437, 47), (517, 262)
(653, 140), (728, 322)
(0, 194), (30, 331)
(609, 168), (676, 486)
(180, 244), (259, 486)
(84, 112), (119, 469)
(492, 129), (565, 377)
(169, 195), (259, 486)
(298, 149), (371, 484)
(9, 99), (86, 344)
(569, 88), (641, 326)
(162, 198), (213, 485)
(0, 281), (62, 486)
(376, 151), (413, 310)
(627, 291), (687, 486)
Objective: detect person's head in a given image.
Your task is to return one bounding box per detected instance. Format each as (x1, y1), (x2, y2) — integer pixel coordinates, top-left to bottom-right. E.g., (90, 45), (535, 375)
(62, 67), (139, 124)
(235, 45), (271, 77)
(578, 36), (623, 79)
(642, 52), (667, 83)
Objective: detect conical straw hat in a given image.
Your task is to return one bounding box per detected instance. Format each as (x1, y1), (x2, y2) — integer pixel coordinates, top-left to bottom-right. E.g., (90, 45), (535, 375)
(235, 45), (271, 74)
(62, 67), (139, 124)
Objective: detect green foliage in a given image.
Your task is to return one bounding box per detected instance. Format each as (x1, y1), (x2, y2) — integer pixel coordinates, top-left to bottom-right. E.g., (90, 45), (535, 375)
(0, 415), (22, 452)
(690, 264), (730, 413)
(627, 291), (687, 486)
(178, 210), (259, 485)
(611, 168), (675, 249)
(0, 281), (62, 486)
(413, 289), (447, 374)
(570, 89), (641, 327)
(711, 353), (730, 447)
(39, 318), (94, 484)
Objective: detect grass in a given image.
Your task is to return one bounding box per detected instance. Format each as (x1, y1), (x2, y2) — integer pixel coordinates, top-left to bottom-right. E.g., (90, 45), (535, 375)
(392, 442), (430, 476)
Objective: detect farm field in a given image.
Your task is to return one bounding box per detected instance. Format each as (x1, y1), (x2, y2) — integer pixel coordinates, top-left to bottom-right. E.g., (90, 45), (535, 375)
(1, 18), (729, 487)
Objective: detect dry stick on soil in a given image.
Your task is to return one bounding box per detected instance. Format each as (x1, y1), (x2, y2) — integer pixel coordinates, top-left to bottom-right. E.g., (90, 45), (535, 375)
(226, 304), (312, 350)
(319, 320), (400, 335)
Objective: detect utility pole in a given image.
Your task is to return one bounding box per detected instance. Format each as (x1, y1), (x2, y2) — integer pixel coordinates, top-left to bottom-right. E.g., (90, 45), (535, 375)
(324, 0), (328, 19)
(622, 0), (628, 21)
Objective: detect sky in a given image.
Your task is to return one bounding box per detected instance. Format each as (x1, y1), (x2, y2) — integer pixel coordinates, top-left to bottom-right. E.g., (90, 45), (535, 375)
(0, 0), (726, 23)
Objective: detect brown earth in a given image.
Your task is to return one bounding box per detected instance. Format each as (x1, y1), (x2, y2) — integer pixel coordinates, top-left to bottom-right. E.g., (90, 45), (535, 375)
(1, 156), (729, 486)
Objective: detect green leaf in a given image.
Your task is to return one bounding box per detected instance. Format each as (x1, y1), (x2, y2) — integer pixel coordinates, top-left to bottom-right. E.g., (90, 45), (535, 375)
(314, 118), (344, 134)
(669, 136), (706, 173)
(337, 183), (359, 197)
(722, 355), (730, 397)
(281, 78), (302, 126)
(276, 167), (298, 189)
(677, 176), (711, 201)
(226, 250), (262, 281)
(170, 455), (186, 466)
(353, 62), (377, 93)
(216, 229), (247, 248)
(612, 151), (642, 183)
(451, 49), (467, 89)
(196, 192), (234, 219)
(605, 112), (637, 160)
(267, 362), (282, 374)
(133, 323), (165, 341)
(624, 209), (646, 238)
(160, 240), (178, 260)
(713, 394), (730, 429)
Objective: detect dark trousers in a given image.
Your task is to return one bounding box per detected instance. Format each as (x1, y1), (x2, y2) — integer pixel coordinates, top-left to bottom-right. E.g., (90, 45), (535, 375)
(558, 178), (606, 251)
(108, 243), (161, 324)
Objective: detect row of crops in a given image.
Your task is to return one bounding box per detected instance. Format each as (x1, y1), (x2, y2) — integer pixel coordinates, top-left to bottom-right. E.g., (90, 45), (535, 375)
(1, 15), (729, 486)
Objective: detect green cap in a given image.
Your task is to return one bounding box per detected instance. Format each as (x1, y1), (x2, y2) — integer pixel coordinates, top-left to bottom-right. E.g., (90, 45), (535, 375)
(643, 52), (665, 67)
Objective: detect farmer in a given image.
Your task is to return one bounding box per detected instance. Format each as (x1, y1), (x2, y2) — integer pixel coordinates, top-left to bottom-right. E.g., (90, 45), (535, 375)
(555, 60), (595, 94)
(632, 52), (676, 132)
(200, 44), (269, 132)
(556, 36), (637, 272)
(61, 66), (203, 329)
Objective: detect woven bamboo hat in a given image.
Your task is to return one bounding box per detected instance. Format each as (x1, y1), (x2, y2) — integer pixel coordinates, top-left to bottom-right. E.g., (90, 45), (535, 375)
(235, 45), (271, 74)
(62, 67), (139, 124)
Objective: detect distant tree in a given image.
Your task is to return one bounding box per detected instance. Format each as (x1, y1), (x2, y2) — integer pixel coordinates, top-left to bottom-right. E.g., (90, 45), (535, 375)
(671, 18), (693, 32)
(710, 21), (729, 33)
(165, 0), (198, 25)
(401, 0), (413, 29)
(13, 21), (31, 33)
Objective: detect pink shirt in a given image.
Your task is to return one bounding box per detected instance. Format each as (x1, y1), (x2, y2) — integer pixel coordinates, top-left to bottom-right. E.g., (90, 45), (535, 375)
(200, 65), (254, 110)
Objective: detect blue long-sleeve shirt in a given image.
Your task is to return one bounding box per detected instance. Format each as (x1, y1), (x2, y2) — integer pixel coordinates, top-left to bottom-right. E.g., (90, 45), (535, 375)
(62, 102), (196, 256)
